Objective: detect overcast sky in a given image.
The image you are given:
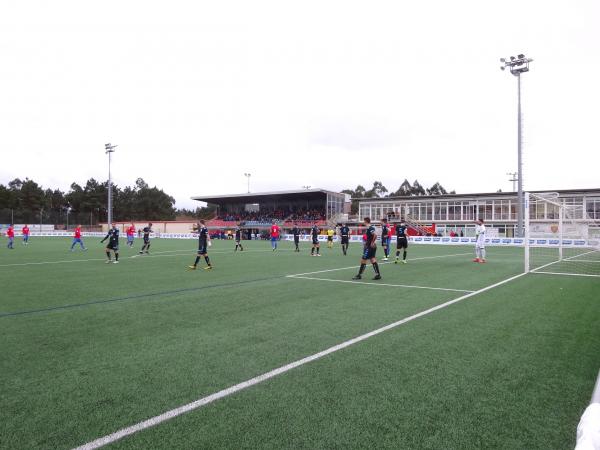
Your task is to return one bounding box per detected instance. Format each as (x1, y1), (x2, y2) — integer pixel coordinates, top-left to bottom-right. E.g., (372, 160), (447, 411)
(1, 1), (599, 209)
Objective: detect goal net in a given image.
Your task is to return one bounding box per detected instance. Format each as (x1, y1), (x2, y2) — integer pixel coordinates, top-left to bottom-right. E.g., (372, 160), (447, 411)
(525, 192), (600, 277)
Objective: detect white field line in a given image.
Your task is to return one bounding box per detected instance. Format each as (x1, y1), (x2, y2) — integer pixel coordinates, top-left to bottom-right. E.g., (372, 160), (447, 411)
(530, 249), (600, 274)
(288, 276), (474, 293)
(532, 271), (600, 278)
(286, 252), (472, 277)
(561, 260), (600, 264)
(563, 250), (598, 261)
(0, 249), (289, 268)
(71, 270), (526, 450)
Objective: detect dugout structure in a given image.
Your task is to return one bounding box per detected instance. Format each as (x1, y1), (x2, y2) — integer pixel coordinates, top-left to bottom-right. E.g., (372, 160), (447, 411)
(191, 189), (350, 227)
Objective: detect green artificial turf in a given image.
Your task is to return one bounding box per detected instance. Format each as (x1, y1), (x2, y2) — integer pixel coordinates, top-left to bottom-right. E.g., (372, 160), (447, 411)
(0, 238), (598, 449)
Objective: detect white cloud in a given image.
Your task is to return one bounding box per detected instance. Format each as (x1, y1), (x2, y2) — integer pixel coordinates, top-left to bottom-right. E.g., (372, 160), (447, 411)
(0, 0), (598, 209)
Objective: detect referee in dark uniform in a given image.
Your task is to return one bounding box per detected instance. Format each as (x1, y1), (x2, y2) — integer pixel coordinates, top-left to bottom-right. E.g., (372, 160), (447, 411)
(101, 223), (120, 264)
(310, 223), (321, 256)
(139, 222), (153, 255)
(188, 220), (213, 270)
(234, 224), (244, 252)
(292, 223), (301, 252)
(339, 223), (350, 255)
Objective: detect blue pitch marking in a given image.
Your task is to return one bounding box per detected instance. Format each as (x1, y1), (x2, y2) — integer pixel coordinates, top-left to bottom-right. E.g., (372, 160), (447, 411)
(0, 276), (284, 319)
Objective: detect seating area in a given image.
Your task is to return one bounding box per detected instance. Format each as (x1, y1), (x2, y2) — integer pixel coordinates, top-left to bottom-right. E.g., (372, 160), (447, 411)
(212, 208), (326, 227)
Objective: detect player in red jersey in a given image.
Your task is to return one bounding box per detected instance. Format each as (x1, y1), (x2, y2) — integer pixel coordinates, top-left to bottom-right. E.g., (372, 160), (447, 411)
(6, 224), (15, 249)
(270, 221), (281, 251)
(126, 223), (136, 248)
(70, 225), (87, 251)
(21, 224), (30, 245)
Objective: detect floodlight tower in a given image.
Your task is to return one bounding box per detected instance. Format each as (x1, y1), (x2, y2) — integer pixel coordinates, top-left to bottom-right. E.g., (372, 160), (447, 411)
(500, 54), (533, 237)
(244, 173), (251, 193)
(507, 172), (518, 192)
(105, 143), (118, 225)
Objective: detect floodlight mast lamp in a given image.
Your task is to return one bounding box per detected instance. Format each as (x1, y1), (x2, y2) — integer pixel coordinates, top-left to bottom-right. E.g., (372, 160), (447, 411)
(105, 143), (117, 225)
(500, 54), (533, 237)
(244, 173), (251, 193)
(507, 171), (518, 192)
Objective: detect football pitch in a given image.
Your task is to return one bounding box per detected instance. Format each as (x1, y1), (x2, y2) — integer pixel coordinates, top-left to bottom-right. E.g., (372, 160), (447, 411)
(1, 238), (598, 449)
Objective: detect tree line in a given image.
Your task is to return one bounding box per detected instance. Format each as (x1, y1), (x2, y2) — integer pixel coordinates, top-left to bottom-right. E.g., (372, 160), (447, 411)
(0, 177), (178, 225)
(342, 180), (455, 213)
(0, 176), (456, 225)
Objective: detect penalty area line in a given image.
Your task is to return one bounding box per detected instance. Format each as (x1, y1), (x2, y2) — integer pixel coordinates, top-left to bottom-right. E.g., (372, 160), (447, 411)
(71, 270), (525, 450)
(286, 252), (472, 277)
(288, 275), (475, 293)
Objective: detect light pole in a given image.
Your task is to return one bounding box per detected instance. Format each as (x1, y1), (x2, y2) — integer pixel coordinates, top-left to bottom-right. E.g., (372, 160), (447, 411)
(501, 54), (533, 237)
(507, 172), (518, 192)
(66, 206), (72, 230)
(244, 173), (251, 193)
(302, 185), (311, 190)
(105, 143), (117, 225)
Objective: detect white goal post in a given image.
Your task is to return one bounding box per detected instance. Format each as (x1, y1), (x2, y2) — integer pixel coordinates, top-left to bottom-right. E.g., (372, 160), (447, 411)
(524, 192), (600, 277)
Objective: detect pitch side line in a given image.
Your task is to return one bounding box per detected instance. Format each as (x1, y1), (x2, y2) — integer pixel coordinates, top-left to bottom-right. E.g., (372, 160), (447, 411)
(71, 271), (525, 450)
(286, 252), (471, 277)
(288, 276), (474, 293)
(532, 271), (600, 278)
(0, 249), (288, 268)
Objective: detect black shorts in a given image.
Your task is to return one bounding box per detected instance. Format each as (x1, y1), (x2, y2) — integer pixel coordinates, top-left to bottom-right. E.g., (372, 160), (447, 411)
(327, 236), (333, 242)
(143, 237), (150, 244)
(106, 241), (119, 251)
(341, 236), (349, 244)
(294, 237), (300, 243)
(312, 238), (319, 245)
(198, 244), (208, 254)
(362, 246), (377, 260)
(397, 237), (408, 249)
(235, 239), (241, 244)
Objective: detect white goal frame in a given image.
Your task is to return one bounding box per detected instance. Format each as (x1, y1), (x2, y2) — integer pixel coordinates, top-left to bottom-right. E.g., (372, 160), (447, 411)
(525, 191), (600, 276)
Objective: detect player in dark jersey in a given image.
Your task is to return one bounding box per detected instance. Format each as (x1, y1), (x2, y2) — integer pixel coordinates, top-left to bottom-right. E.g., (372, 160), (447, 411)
(234, 224), (244, 252)
(139, 223), (153, 255)
(292, 223), (301, 252)
(101, 223), (120, 264)
(339, 223), (350, 255)
(188, 220), (212, 270)
(353, 217), (381, 280)
(310, 223), (321, 256)
(394, 219), (409, 264)
(381, 218), (390, 261)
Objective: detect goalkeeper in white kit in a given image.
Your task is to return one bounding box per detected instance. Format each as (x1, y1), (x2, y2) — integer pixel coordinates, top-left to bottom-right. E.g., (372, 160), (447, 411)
(473, 218), (487, 263)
